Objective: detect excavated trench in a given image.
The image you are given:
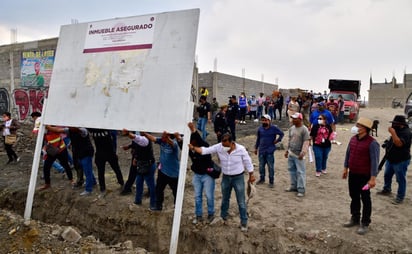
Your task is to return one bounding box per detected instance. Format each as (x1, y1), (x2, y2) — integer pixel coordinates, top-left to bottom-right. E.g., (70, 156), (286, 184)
(0, 187), (288, 253)
(0, 123), (379, 253)
(0, 184), (371, 254)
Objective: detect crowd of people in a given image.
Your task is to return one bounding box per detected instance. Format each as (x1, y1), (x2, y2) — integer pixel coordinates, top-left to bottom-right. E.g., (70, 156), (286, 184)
(0, 88), (409, 235)
(195, 88), (410, 235)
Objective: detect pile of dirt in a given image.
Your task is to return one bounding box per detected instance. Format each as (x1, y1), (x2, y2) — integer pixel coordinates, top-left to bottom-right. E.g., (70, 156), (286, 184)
(0, 109), (411, 253)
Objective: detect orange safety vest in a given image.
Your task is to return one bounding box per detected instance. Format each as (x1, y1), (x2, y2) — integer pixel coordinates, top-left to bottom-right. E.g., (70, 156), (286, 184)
(45, 131), (66, 152)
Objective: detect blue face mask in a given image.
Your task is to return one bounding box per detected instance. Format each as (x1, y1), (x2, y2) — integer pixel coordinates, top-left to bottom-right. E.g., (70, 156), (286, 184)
(351, 126), (359, 135)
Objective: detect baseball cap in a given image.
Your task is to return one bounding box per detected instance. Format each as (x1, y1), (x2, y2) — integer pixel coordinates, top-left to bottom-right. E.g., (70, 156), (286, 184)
(290, 112), (303, 120)
(261, 114), (271, 121)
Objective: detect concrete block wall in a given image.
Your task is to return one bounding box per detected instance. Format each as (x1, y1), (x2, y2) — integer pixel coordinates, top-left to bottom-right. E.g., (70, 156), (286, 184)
(1, 38), (278, 119)
(0, 38), (58, 89)
(198, 72), (278, 105)
(368, 74), (412, 107)
(368, 87), (412, 107)
(0, 38), (58, 119)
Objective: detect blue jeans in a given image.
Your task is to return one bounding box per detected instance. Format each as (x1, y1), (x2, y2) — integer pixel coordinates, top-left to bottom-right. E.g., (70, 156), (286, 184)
(221, 174), (247, 226)
(80, 156), (95, 192)
(338, 111), (345, 124)
(52, 161), (65, 173)
(287, 155), (306, 193)
(257, 106), (263, 119)
(383, 159), (410, 200)
(192, 173), (215, 217)
(135, 163), (156, 207)
(63, 137), (73, 165)
(197, 117), (208, 140)
(312, 146), (331, 172)
(268, 107), (275, 120)
(258, 153), (275, 184)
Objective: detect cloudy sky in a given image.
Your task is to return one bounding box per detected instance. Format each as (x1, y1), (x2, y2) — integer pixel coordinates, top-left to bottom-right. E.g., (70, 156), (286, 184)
(1, 0), (412, 99)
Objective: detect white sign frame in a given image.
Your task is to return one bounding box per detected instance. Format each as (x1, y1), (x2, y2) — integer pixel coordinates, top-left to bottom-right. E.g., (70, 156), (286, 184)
(44, 9), (199, 134)
(24, 9), (199, 254)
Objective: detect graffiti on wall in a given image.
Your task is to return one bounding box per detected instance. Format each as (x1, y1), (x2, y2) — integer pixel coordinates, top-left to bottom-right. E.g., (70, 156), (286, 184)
(0, 88), (10, 115)
(13, 89), (46, 120)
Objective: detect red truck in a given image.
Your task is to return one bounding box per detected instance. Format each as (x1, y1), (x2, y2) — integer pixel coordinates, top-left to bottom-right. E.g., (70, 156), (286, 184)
(327, 79), (361, 122)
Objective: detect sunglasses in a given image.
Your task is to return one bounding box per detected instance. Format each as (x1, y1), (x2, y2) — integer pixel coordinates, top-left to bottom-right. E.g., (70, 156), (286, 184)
(318, 118), (324, 120)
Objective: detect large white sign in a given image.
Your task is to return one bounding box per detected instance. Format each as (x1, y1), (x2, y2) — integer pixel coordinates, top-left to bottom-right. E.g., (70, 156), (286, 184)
(44, 9), (199, 133)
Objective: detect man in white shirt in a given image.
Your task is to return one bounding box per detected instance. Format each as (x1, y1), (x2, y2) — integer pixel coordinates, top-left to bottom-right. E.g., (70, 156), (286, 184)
(189, 133), (255, 232)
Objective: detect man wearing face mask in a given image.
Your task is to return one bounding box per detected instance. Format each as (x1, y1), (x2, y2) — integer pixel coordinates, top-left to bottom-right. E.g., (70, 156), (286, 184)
(342, 117), (380, 235)
(377, 115), (411, 205)
(254, 114), (284, 188)
(189, 133), (255, 232)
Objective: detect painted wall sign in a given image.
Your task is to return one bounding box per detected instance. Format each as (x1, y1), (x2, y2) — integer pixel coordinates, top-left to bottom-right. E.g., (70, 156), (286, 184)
(20, 50), (55, 87)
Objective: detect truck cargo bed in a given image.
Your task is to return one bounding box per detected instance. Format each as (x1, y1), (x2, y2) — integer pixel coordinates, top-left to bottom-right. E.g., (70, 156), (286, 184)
(328, 79), (360, 97)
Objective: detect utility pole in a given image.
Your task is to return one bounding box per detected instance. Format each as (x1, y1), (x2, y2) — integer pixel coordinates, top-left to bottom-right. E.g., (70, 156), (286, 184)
(213, 58), (218, 99)
(261, 74), (264, 94)
(242, 68), (245, 93)
(9, 29), (17, 116)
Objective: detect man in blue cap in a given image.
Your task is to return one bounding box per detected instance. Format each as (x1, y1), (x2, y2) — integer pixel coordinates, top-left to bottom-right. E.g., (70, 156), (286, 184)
(309, 101), (335, 131)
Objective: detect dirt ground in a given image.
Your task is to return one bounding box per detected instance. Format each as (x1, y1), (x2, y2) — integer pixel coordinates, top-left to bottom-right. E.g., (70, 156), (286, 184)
(0, 107), (411, 254)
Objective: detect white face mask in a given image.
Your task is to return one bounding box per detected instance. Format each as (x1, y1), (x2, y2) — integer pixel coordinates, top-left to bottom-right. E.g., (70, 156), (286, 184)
(351, 126), (359, 135)
(317, 120), (324, 125)
(222, 146), (231, 152)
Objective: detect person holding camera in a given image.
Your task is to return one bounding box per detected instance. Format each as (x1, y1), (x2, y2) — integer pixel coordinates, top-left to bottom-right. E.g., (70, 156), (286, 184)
(377, 115), (411, 204)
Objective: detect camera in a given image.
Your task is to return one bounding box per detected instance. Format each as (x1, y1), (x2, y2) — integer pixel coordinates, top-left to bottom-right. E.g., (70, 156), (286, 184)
(381, 138), (390, 148)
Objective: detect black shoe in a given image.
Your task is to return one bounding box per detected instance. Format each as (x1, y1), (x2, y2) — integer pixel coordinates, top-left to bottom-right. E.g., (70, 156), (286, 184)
(392, 198), (404, 205)
(192, 216), (203, 224)
(284, 187), (298, 192)
(120, 189), (132, 195)
(72, 182), (83, 189)
(377, 189), (391, 196)
(343, 220), (359, 228)
(256, 180), (265, 185)
(207, 214), (215, 223)
(149, 206), (162, 212)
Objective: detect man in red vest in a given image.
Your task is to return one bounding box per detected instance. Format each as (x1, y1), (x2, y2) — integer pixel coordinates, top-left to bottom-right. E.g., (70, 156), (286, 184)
(342, 117), (380, 235)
